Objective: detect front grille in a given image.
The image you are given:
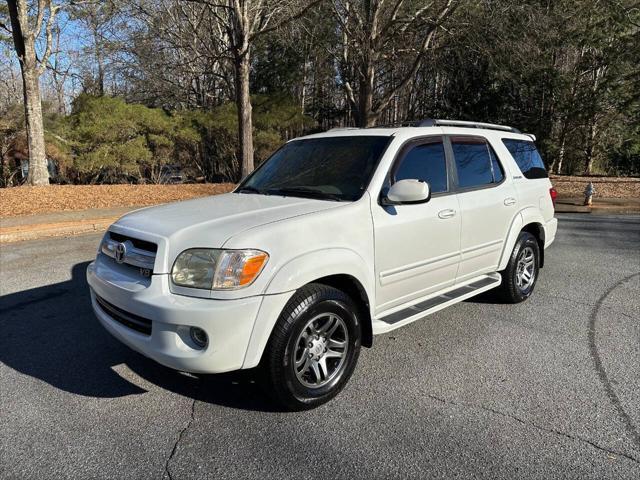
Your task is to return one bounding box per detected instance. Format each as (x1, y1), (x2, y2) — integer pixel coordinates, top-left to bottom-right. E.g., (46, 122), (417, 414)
(109, 232), (157, 252)
(95, 295), (152, 336)
(102, 231), (157, 274)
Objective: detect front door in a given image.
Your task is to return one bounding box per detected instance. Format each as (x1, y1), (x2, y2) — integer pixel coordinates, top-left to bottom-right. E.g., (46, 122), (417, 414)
(371, 136), (461, 313)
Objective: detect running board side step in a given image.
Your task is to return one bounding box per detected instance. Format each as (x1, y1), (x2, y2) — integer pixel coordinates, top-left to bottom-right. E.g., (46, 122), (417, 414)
(372, 273), (502, 334)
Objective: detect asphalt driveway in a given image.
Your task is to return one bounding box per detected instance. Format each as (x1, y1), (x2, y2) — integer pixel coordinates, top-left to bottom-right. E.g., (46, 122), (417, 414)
(1, 213), (638, 479)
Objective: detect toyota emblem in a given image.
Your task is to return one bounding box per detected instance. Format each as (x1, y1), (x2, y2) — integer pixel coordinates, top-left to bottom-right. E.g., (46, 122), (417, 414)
(114, 242), (127, 264)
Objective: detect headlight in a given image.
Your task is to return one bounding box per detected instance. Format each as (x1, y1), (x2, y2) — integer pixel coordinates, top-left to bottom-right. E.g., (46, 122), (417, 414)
(171, 248), (269, 290)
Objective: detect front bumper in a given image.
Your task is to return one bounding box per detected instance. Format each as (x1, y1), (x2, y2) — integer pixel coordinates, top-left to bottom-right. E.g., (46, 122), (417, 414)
(87, 258), (264, 373)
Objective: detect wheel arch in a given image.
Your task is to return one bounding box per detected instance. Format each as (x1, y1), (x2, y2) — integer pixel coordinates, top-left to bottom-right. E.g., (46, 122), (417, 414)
(242, 249), (375, 369)
(498, 208), (546, 271)
(521, 222), (545, 268)
(311, 274), (373, 348)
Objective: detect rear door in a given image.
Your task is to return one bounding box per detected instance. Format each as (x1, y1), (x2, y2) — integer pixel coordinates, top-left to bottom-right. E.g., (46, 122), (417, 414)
(371, 136), (461, 312)
(449, 135), (518, 282)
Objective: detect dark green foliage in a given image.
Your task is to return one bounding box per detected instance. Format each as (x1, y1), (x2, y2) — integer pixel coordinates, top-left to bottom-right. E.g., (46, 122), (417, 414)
(41, 94), (313, 183)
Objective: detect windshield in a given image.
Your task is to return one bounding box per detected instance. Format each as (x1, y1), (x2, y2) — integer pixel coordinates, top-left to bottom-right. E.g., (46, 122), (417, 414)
(237, 136), (391, 201)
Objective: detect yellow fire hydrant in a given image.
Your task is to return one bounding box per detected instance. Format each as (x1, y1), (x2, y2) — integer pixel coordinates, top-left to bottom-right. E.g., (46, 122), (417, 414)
(584, 182), (595, 206)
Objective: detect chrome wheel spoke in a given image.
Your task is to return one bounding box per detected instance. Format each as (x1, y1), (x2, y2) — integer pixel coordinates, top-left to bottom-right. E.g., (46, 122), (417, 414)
(317, 357), (329, 380)
(295, 350), (308, 368)
(325, 349), (343, 359)
(326, 320), (340, 337)
(515, 246), (536, 291)
(310, 360), (322, 382)
(293, 312), (349, 388)
(301, 355), (313, 372)
(317, 315), (338, 336)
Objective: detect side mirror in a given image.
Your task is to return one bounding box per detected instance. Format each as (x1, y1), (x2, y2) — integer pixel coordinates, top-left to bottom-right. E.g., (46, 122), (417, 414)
(383, 179), (431, 205)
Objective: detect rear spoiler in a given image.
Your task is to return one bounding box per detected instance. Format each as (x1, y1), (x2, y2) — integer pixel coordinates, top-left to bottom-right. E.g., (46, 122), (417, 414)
(525, 133), (537, 142)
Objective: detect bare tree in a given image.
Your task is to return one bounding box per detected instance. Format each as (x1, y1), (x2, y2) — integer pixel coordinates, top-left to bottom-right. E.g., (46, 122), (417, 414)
(69, 1), (122, 96)
(0, 46), (23, 110)
(5, 0), (61, 185)
(129, 0), (233, 109)
(47, 23), (72, 114)
(334, 0), (458, 127)
(193, 0), (322, 178)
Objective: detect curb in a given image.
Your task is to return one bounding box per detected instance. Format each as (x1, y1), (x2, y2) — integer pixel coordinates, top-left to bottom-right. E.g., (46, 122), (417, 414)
(0, 217), (118, 243)
(555, 204), (591, 213)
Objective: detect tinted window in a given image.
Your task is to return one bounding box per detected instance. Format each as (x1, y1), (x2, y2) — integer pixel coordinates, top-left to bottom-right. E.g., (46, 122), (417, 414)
(394, 140), (448, 193)
(452, 137), (503, 188)
(502, 139), (548, 179)
(490, 147), (504, 183)
(239, 136), (390, 201)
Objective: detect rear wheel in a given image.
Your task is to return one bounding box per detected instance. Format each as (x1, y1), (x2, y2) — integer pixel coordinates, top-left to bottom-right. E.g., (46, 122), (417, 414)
(497, 231), (540, 303)
(262, 284), (361, 410)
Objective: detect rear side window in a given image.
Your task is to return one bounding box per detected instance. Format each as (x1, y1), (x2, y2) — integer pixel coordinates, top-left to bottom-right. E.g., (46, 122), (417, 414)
(502, 139), (548, 179)
(393, 138), (448, 193)
(451, 136), (504, 189)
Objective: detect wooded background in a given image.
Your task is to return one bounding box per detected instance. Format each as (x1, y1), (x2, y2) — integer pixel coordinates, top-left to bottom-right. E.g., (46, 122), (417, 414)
(1, 0), (639, 187)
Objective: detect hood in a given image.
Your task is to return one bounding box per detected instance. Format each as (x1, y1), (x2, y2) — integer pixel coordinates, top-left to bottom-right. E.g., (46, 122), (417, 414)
(111, 192), (341, 273)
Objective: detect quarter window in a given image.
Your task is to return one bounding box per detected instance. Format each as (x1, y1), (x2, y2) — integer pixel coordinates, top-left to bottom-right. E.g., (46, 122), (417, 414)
(393, 139), (448, 193)
(502, 139), (548, 179)
(451, 136), (504, 188)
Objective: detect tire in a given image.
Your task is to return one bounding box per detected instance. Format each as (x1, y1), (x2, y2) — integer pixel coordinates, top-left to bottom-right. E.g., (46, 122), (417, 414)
(497, 231), (540, 303)
(262, 283), (362, 411)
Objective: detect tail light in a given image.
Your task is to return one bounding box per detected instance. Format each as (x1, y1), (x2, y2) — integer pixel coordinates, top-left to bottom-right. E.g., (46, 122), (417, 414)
(549, 187), (557, 206)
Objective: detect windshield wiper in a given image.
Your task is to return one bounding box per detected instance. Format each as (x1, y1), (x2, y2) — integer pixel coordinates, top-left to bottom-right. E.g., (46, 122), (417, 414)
(236, 185), (264, 195)
(266, 187), (343, 202)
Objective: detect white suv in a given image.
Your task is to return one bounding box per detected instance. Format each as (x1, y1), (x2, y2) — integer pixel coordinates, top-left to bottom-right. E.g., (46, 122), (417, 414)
(87, 119), (558, 410)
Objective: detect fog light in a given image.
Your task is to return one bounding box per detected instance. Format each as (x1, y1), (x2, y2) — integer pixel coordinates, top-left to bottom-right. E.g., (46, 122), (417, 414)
(190, 327), (208, 349)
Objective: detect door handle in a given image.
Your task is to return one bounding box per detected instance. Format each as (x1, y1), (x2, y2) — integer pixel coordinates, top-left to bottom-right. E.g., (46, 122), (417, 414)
(438, 209), (456, 219)
(503, 197), (517, 206)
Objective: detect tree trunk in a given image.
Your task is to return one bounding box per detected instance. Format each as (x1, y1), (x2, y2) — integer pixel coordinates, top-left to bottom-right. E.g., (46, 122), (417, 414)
(7, 0), (50, 185)
(584, 120), (598, 175)
(555, 137), (565, 175)
(357, 60), (377, 127)
(235, 53), (254, 179)
(95, 34), (105, 96)
(22, 68), (49, 185)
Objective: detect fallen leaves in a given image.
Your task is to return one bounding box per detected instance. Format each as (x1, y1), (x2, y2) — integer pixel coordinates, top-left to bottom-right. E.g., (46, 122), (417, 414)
(0, 176), (637, 219)
(0, 183), (235, 218)
(550, 175), (640, 199)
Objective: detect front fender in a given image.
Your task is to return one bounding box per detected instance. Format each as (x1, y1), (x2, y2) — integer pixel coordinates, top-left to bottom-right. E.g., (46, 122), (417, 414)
(241, 248), (374, 369)
(264, 247), (374, 302)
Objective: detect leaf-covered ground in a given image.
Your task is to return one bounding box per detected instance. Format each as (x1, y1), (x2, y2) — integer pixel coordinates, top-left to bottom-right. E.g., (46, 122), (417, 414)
(0, 184), (235, 218)
(0, 177), (637, 219)
(550, 175), (640, 198)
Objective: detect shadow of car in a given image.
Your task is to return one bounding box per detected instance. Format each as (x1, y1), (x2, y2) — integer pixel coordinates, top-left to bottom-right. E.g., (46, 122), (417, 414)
(0, 262), (283, 412)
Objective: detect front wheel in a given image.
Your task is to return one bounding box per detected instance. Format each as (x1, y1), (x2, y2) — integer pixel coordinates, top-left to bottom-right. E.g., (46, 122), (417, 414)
(262, 284), (361, 410)
(497, 231), (540, 303)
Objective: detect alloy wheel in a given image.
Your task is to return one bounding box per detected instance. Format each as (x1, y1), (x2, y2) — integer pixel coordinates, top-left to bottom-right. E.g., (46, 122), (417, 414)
(515, 246), (536, 291)
(293, 313), (349, 388)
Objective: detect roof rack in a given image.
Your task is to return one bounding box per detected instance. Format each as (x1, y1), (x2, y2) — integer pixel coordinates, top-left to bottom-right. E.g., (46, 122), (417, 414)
(416, 119), (521, 133)
(370, 118), (521, 134)
(374, 120), (421, 128)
